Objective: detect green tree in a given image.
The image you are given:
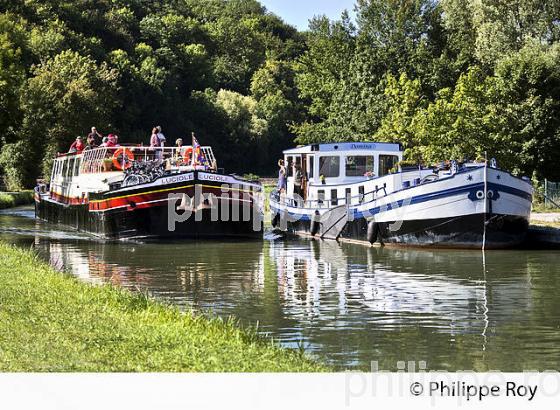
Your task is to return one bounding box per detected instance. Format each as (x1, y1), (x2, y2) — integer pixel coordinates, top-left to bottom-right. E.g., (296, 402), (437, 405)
(292, 13), (356, 142)
(374, 73), (425, 157)
(214, 89), (269, 170)
(472, 0), (560, 68)
(412, 67), (498, 163)
(0, 29), (25, 138)
(251, 59), (302, 166)
(18, 50), (118, 182)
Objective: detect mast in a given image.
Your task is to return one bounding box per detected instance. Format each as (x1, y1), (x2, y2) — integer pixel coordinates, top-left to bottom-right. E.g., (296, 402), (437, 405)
(482, 152), (488, 251)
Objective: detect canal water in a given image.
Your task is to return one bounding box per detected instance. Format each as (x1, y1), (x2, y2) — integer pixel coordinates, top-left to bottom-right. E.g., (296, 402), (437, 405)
(2, 207), (560, 371)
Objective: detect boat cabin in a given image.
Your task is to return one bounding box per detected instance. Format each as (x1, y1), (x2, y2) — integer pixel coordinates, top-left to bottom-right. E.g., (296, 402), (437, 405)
(282, 142), (403, 204)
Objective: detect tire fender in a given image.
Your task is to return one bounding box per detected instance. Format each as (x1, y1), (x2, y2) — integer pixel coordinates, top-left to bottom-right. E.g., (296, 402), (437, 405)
(271, 212), (280, 228)
(310, 210), (321, 236)
(367, 221), (379, 244)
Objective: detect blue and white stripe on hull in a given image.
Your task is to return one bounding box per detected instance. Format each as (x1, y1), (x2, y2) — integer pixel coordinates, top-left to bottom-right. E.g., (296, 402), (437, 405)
(271, 166), (532, 249)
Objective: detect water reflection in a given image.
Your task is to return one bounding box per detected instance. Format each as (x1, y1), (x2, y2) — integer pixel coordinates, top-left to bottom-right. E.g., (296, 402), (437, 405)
(1, 207), (560, 370)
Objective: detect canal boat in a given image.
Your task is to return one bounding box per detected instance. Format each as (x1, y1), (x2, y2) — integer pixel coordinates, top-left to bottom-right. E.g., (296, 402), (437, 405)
(35, 142), (264, 240)
(269, 142), (533, 249)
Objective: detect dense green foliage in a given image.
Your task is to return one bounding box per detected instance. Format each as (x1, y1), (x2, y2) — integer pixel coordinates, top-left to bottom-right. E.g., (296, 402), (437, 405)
(1, 0), (559, 189)
(0, 242), (325, 371)
(0, 190), (33, 209)
(0, 191), (33, 209)
(0, 0), (305, 188)
(294, 0), (560, 179)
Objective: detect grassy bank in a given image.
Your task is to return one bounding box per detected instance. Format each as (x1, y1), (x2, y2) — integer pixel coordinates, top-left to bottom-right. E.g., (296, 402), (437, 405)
(531, 220), (560, 229)
(0, 243), (326, 372)
(532, 204), (560, 214)
(0, 191), (34, 209)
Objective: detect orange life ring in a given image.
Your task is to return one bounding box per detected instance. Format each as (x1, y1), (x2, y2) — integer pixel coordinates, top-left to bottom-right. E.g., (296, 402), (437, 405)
(112, 148), (134, 170)
(182, 147), (193, 164)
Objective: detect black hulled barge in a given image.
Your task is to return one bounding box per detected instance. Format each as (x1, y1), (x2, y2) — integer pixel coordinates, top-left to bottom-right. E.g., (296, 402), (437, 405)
(35, 144), (263, 240)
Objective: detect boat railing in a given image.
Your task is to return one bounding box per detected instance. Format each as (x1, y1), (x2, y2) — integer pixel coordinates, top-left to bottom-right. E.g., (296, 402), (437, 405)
(79, 145), (216, 174)
(270, 184), (388, 210)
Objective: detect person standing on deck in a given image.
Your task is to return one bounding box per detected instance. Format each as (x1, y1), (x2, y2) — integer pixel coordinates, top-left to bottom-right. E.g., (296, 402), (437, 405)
(149, 127), (159, 148)
(277, 159), (287, 194)
(150, 127), (164, 162)
(156, 126), (166, 147)
(87, 127), (103, 145)
(293, 163), (304, 207)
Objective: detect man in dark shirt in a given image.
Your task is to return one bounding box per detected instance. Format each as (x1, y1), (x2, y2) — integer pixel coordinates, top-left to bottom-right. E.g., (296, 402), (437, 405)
(87, 126), (103, 145)
(84, 134), (97, 150)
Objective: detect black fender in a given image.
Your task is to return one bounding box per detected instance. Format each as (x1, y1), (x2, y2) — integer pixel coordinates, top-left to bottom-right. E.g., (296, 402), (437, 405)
(310, 210), (321, 236)
(367, 221), (379, 244)
(271, 212), (280, 228)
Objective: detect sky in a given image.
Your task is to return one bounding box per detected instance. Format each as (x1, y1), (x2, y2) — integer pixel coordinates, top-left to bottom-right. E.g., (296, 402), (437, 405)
(259, 0), (356, 31)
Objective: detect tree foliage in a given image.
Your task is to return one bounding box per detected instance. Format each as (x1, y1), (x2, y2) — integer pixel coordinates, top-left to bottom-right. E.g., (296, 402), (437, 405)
(0, 0), (304, 189)
(294, 0), (560, 179)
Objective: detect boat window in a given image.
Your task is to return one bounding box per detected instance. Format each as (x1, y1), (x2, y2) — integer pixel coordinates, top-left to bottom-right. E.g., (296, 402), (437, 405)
(318, 190), (325, 204)
(319, 156), (340, 178)
(287, 156), (293, 177)
(345, 188), (351, 204)
(331, 189), (338, 206)
(345, 156), (374, 177)
(308, 156), (314, 179)
(68, 159), (75, 177)
(74, 158), (81, 176)
(61, 160), (68, 177)
(359, 186), (365, 203)
(378, 155), (399, 176)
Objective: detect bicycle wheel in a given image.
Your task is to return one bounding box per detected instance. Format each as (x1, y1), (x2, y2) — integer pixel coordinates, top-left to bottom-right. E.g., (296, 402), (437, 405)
(123, 175), (140, 187)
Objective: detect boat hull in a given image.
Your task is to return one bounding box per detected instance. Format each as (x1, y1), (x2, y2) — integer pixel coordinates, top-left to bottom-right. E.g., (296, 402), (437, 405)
(271, 166), (532, 249)
(36, 172), (263, 240)
(286, 213), (529, 249)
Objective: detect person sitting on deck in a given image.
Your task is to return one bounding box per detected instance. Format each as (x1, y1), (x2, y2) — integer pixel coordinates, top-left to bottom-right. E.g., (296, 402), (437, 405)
(175, 138), (183, 151)
(105, 134), (118, 148)
(174, 138), (185, 163)
(84, 134), (97, 150)
(68, 136), (85, 153)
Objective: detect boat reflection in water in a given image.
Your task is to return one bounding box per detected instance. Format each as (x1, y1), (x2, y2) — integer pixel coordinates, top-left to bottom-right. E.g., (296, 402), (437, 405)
(2, 209), (557, 371)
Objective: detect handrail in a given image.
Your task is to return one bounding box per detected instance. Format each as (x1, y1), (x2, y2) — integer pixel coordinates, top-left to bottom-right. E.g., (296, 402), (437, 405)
(307, 178), (373, 188)
(53, 145), (217, 176)
(270, 183), (388, 210)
